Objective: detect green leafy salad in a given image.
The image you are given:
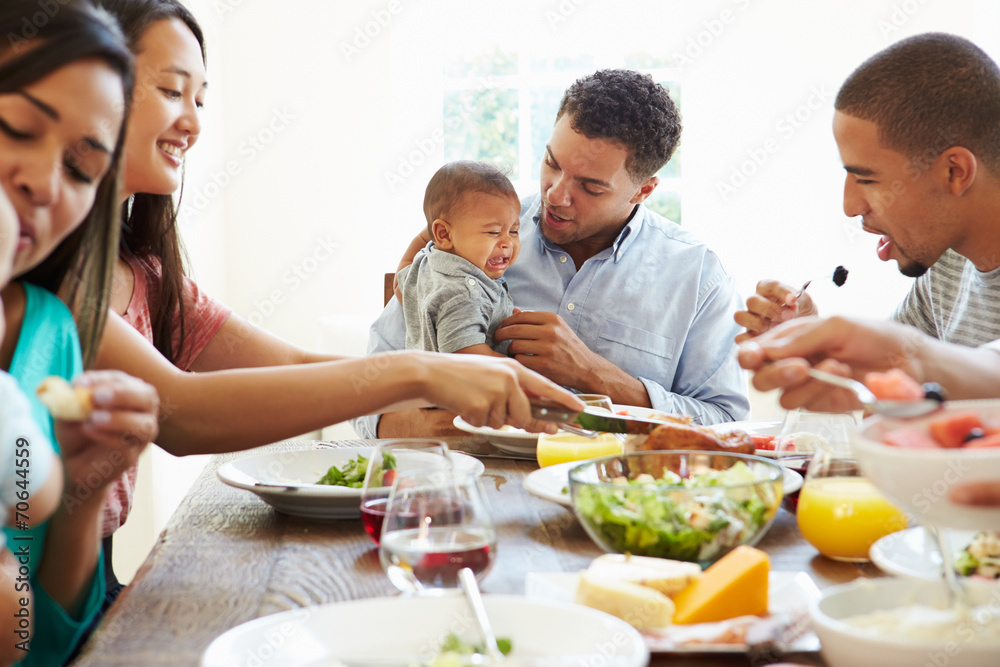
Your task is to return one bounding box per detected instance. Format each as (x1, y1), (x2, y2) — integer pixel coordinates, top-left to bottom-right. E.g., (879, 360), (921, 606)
(573, 461), (779, 564)
(315, 452), (396, 488)
(422, 632), (512, 667)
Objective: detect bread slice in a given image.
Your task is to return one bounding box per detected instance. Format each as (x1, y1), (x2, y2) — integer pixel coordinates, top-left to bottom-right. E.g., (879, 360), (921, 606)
(36, 376), (93, 421)
(586, 553), (702, 598)
(575, 571), (675, 630)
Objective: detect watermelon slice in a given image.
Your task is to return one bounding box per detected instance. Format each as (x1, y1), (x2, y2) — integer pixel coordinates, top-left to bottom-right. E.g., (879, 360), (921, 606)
(928, 411), (984, 448)
(882, 427), (938, 449)
(864, 369), (925, 401)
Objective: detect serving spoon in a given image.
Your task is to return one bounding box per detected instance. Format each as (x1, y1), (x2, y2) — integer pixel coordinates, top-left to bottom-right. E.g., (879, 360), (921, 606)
(806, 369), (944, 418)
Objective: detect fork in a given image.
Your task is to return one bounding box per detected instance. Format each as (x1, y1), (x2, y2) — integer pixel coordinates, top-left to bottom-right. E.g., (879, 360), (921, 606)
(459, 568), (507, 665)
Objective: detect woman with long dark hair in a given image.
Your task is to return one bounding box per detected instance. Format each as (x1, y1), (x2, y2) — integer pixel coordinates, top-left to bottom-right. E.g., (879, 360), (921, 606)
(0, 2), (160, 663)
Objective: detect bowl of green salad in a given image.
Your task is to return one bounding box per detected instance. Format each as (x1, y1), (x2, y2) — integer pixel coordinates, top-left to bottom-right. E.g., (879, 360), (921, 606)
(568, 450), (784, 566)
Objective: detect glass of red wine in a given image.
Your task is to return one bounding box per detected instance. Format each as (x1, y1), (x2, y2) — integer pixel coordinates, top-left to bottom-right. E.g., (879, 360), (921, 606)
(379, 467), (496, 595)
(359, 439), (452, 545)
(775, 409), (855, 513)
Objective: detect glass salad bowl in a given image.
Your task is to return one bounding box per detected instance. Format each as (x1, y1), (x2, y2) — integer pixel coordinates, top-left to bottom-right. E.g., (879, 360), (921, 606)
(568, 451), (783, 566)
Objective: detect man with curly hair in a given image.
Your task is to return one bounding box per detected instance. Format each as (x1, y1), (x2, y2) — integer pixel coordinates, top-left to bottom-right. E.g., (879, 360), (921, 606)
(357, 69), (748, 437)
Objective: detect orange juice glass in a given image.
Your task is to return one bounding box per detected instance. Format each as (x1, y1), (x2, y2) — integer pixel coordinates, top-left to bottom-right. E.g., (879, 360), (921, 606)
(536, 432), (623, 468)
(797, 475), (908, 562)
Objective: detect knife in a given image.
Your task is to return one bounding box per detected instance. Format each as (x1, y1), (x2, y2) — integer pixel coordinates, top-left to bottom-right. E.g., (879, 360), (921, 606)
(573, 409), (669, 435)
(530, 400), (668, 435)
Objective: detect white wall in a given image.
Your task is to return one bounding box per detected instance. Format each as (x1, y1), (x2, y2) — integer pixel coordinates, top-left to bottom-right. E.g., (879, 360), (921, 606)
(181, 0), (1000, 354)
(114, 0), (1000, 579)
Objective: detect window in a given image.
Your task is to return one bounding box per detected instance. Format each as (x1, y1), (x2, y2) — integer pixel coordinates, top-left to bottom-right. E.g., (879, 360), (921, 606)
(441, 46), (683, 222)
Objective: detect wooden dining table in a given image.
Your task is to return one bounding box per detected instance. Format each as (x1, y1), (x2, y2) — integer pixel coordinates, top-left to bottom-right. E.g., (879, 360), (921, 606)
(73, 436), (882, 666)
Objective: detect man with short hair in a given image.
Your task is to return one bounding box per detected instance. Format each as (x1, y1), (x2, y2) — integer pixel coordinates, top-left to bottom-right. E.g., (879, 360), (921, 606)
(735, 32), (1000, 348)
(355, 69), (748, 438)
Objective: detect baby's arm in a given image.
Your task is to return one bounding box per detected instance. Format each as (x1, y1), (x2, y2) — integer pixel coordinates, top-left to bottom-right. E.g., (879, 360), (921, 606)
(394, 230), (432, 301)
(453, 343), (507, 358)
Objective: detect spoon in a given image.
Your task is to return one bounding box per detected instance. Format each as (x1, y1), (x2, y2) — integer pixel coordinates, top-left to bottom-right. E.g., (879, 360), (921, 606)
(458, 568), (506, 665)
(925, 525), (969, 613)
(806, 369), (944, 418)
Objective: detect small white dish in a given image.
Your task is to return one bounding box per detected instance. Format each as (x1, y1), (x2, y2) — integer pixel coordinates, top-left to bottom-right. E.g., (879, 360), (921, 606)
(525, 570), (821, 653)
(708, 419), (784, 458)
(201, 593), (649, 667)
(523, 459), (802, 508)
(217, 447), (484, 519)
(869, 526), (980, 580)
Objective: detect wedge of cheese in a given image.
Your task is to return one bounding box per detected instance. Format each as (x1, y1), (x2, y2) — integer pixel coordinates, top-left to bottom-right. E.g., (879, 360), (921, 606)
(585, 554), (702, 598)
(671, 545), (769, 624)
(575, 571), (675, 630)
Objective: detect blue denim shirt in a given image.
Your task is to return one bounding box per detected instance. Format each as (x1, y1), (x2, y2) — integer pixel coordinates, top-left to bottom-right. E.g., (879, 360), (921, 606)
(352, 195), (749, 438)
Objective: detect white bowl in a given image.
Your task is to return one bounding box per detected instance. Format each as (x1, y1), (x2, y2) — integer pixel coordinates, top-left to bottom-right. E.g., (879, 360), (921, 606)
(811, 578), (1000, 667)
(851, 400), (1000, 530)
(202, 593), (650, 667)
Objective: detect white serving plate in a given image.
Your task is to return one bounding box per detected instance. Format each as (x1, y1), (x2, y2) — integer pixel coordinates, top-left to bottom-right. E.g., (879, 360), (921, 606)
(217, 447), (484, 519)
(869, 526), (981, 580)
(201, 593), (649, 667)
(526, 571), (821, 653)
(523, 459), (803, 508)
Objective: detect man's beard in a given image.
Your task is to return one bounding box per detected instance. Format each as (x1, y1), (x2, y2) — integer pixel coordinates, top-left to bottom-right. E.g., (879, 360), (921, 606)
(899, 261), (930, 278)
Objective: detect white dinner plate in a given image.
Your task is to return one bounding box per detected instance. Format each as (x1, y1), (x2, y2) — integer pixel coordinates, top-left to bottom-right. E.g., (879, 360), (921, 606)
(201, 593), (649, 667)
(523, 459), (803, 508)
(454, 411), (785, 459)
(869, 526), (980, 580)
(216, 446), (484, 519)
(525, 571), (821, 653)
(453, 416), (539, 458)
(454, 404), (696, 458)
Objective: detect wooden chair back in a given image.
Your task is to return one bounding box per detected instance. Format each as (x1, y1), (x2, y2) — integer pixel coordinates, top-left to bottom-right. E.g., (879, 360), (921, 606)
(384, 272), (395, 306)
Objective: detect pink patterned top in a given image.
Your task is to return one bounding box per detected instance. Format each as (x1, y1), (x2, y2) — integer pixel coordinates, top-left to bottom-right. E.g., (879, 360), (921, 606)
(101, 253), (232, 538)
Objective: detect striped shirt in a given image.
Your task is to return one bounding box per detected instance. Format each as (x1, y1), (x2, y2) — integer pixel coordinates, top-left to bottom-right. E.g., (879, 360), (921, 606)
(892, 249), (1000, 347)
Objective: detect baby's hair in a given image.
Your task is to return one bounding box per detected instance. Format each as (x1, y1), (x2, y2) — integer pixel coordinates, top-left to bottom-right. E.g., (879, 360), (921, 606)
(423, 161), (519, 235)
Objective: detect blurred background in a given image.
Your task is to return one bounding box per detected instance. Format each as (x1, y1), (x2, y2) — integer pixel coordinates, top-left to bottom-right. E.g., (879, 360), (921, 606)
(115, 0), (1000, 580)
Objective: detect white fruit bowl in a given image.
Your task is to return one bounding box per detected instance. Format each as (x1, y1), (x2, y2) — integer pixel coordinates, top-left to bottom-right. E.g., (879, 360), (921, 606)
(851, 400), (1000, 530)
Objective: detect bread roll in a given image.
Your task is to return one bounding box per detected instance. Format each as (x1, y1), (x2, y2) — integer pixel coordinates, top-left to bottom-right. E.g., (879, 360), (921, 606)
(586, 553), (702, 598)
(575, 571), (675, 630)
(36, 376), (93, 421)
